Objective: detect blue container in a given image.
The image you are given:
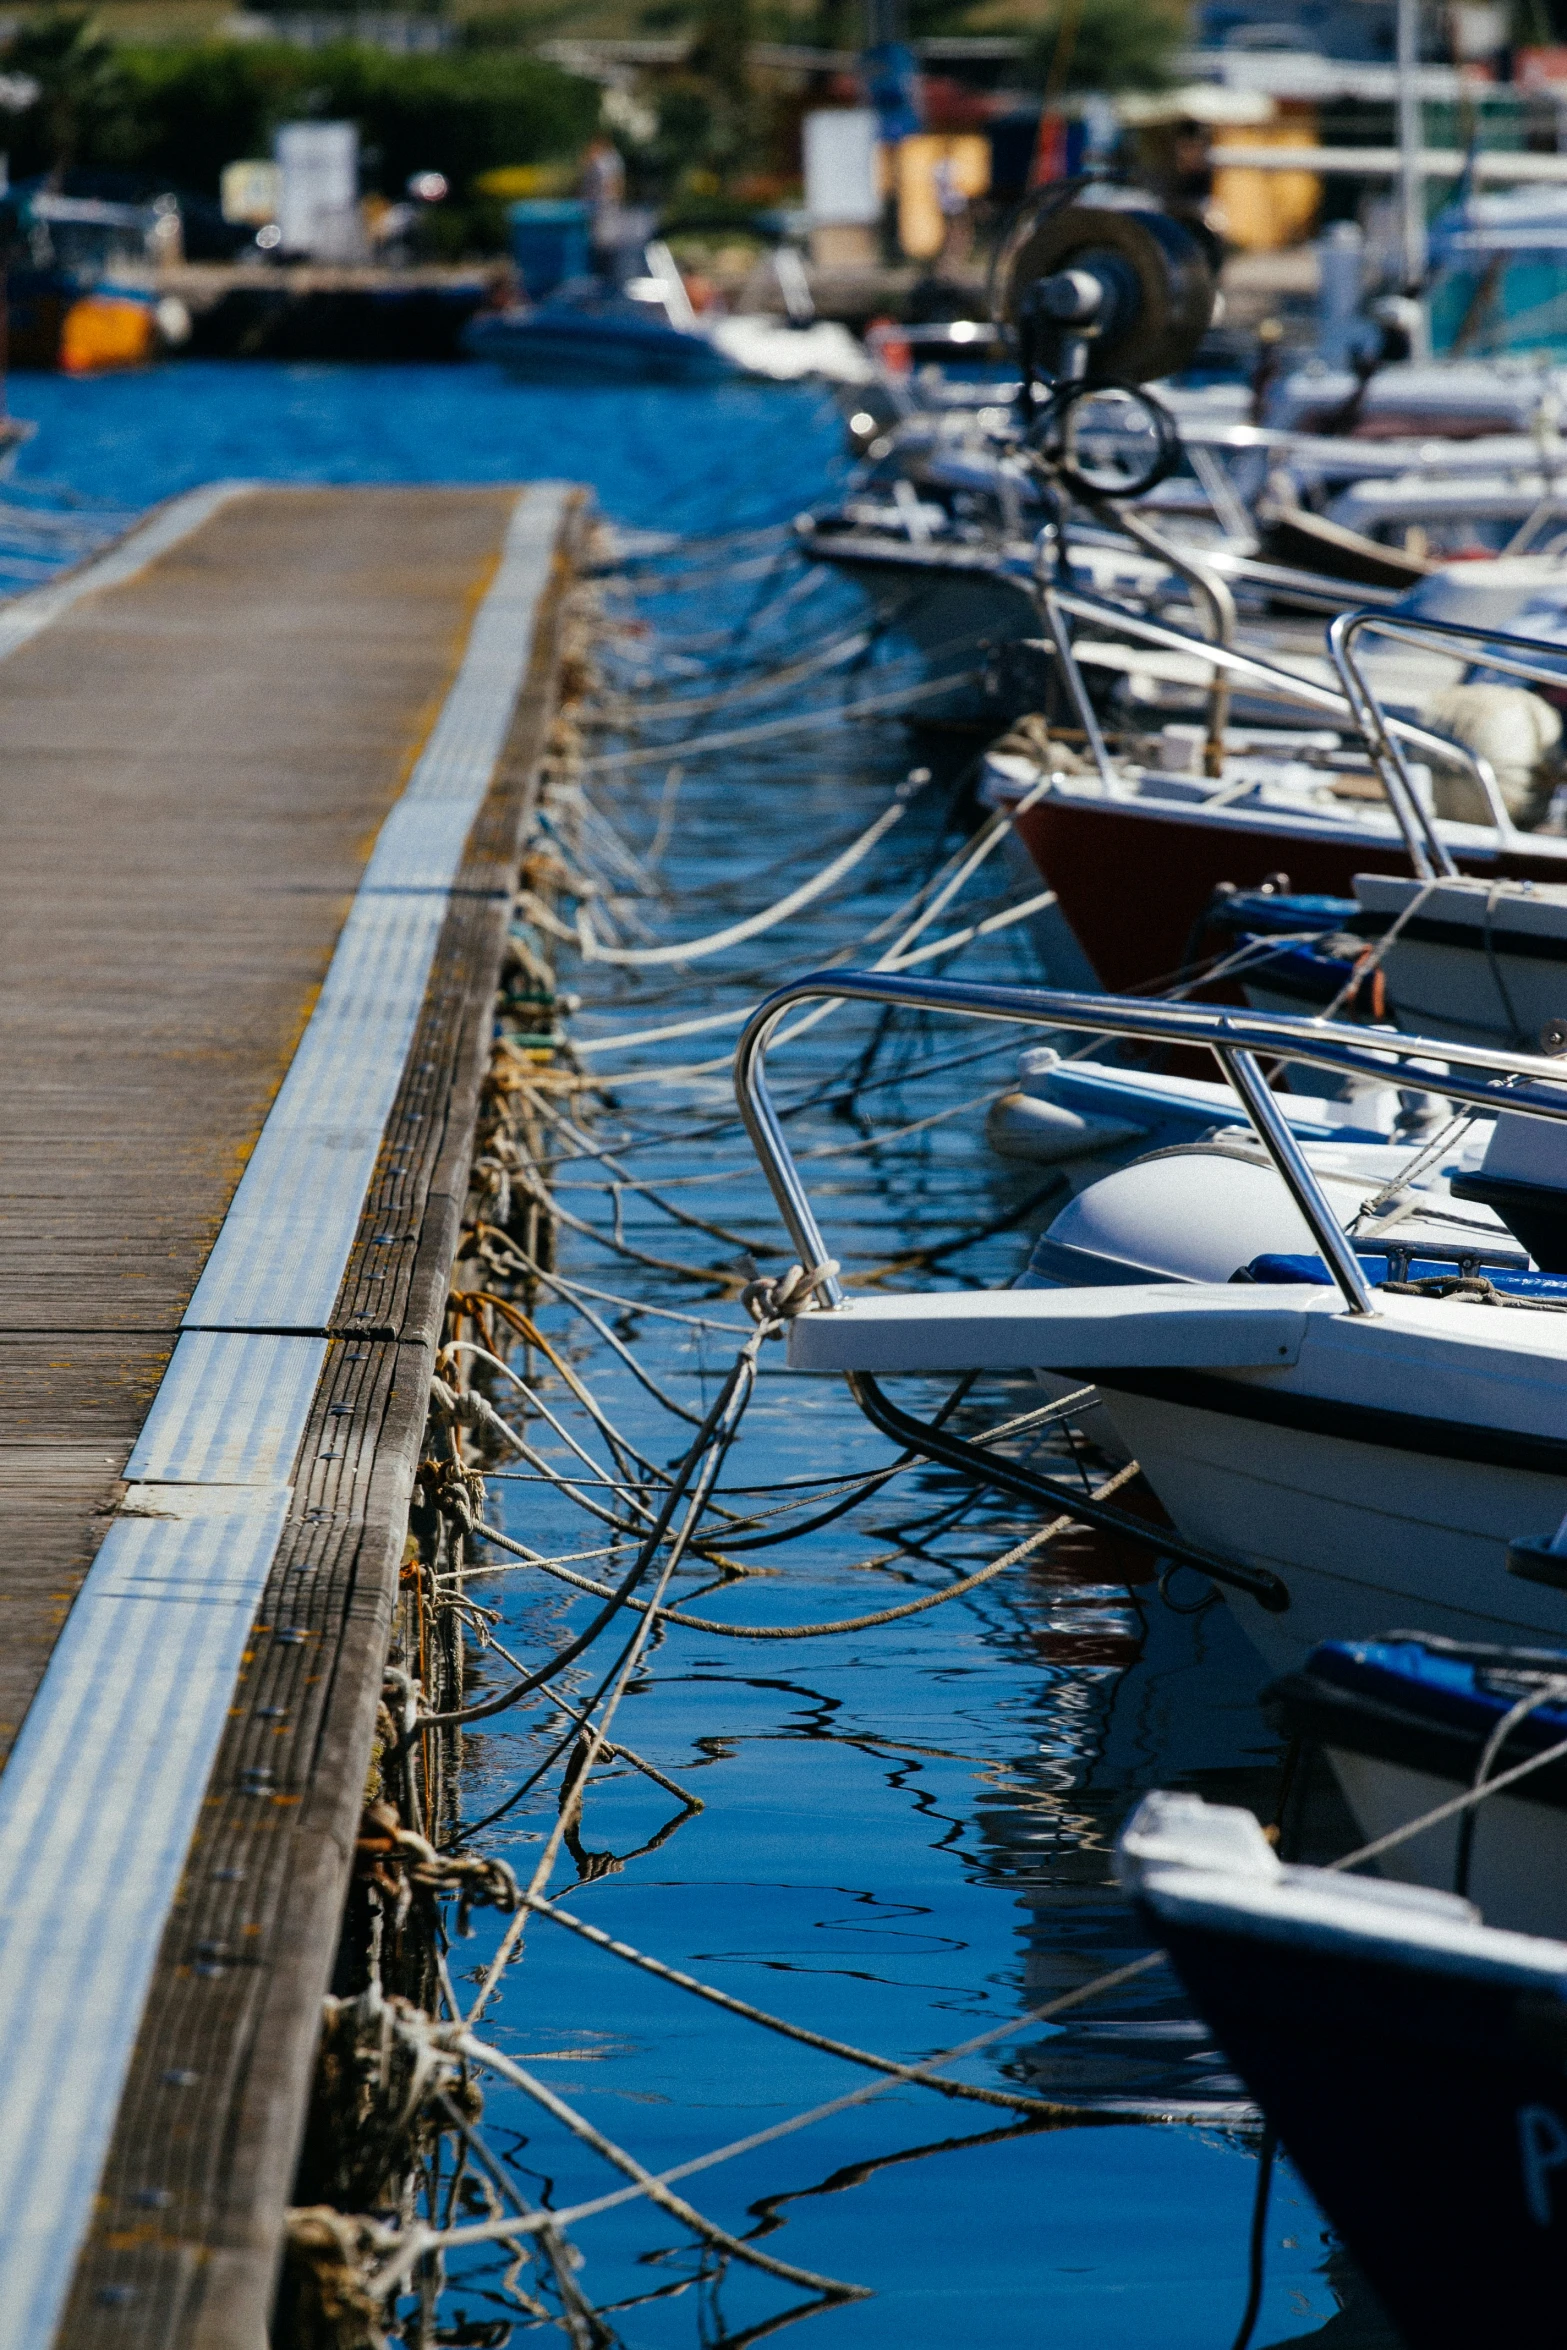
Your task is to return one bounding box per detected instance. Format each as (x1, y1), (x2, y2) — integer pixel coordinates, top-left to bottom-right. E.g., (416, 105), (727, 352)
(507, 200), (591, 300)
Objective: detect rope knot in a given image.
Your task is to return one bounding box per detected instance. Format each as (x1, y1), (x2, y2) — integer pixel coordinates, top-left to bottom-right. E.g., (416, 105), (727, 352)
(418, 1445), (487, 1535)
(428, 1375), (516, 1456)
(740, 1259), (840, 1330)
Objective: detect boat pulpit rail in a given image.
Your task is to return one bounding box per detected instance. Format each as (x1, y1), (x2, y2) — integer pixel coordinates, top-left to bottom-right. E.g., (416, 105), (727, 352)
(1022, 582), (1498, 818)
(734, 975), (1567, 1318)
(1330, 607), (1567, 879)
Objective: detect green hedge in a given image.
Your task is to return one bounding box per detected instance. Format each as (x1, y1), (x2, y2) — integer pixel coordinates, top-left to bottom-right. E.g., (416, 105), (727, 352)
(0, 22), (600, 198)
(1022, 0), (1185, 94)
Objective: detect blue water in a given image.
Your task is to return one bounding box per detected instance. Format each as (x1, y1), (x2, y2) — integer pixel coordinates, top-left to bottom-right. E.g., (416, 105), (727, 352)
(7, 359), (850, 531)
(6, 362), (1390, 2345)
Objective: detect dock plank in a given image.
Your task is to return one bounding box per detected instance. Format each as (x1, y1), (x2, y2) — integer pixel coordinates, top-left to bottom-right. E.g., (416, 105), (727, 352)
(0, 481), (580, 2346)
(0, 484), (517, 1774)
(0, 484), (519, 1335)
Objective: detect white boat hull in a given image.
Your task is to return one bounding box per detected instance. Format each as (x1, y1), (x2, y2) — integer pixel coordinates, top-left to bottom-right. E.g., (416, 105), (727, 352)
(1325, 1747), (1567, 1938)
(1097, 1378), (1567, 1672)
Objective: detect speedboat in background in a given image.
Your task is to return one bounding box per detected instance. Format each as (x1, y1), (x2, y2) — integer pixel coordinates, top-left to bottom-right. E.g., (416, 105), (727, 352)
(6, 186), (193, 373)
(466, 238), (872, 387)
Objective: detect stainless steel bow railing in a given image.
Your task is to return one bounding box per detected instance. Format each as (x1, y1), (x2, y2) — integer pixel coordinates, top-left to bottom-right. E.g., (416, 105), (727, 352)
(1329, 607), (1567, 879)
(735, 975), (1567, 1318)
(1023, 581), (1500, 812)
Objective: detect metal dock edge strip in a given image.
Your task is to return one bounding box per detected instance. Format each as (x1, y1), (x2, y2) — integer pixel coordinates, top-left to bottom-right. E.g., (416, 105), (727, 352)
(0, 478), (572, 2350)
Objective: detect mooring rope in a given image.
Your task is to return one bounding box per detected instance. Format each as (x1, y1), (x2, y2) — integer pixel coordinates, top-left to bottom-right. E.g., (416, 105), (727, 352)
(574, 790), (917, 965)
(467, 2036), (867, 2298)
(517, 1891), (1132, 2123)
(351, 500), (1334, 2341)
(581, 666), (985, 771)
(373, 1951), (1169, 2278)
(416, 1333), (767, 1734)
(473, 1462), (1139, 1640)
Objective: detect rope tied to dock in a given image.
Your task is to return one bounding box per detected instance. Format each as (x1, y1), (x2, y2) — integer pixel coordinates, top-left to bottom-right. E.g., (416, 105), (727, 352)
(361, 1948), (1173, 2298)
(355, 1801), (521, 1931)
(515, 1889), (1134, 2124)
(326, 508), (1276, 2342)
(413, 1324), (769, 1736)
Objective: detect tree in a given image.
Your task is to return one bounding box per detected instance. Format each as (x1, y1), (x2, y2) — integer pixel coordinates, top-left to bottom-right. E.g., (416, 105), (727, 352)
(655, 1), (761, 191)
(1024, 0), (1187, 95)
(0, 30), (599, 199)
(3, 14), (127, 176)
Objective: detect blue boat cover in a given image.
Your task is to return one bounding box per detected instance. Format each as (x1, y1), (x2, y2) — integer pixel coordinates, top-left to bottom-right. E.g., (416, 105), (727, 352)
(1303, 1634), (1567, 1745)
(1243, 1250), (1550, 1292)
(1207, 890), (1360, 936)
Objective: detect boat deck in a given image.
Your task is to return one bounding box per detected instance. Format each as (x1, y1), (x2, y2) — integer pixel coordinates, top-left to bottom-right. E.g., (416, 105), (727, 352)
(0, 478), (579, 2346)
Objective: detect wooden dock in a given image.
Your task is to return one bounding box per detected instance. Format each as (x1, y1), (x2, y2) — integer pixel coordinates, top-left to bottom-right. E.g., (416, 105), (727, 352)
(0, 477), (581, 2346)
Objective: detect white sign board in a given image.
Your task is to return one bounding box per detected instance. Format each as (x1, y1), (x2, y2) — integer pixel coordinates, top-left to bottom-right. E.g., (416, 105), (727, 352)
(274, 121), (360, 258)
(804, 109), (880, 227)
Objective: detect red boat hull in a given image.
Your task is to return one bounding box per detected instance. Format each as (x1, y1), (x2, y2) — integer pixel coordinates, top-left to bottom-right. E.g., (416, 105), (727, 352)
(1012, 796), (1567, 994)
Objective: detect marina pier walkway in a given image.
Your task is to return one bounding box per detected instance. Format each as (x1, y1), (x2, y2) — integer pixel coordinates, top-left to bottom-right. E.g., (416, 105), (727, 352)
(0, 479), (580, 2347)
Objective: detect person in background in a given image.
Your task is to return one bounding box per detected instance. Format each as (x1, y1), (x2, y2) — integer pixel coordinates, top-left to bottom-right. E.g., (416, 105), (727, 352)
(579, 135), (627, 277)
(932, 153), (971, 270)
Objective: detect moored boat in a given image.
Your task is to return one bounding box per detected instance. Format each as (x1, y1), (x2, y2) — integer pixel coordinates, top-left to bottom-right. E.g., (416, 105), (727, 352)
(985, 587), (1567, 995)
(1118, 1789), (1567, 2350)
(465, 239), (872, 388)
(1264, 1632), (1567, 1937)
(736, 975), (1567, 1671)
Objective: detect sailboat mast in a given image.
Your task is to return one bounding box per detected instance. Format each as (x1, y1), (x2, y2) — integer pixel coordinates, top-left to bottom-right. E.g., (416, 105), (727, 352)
(1396, 0), (1427, 298)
